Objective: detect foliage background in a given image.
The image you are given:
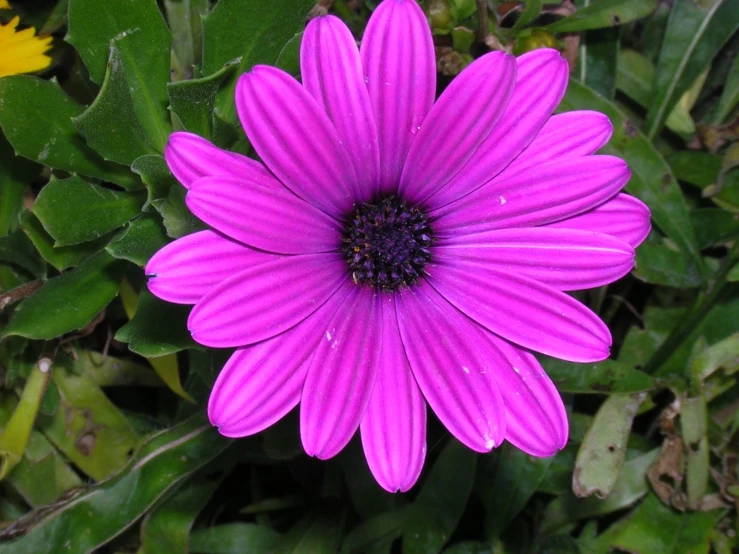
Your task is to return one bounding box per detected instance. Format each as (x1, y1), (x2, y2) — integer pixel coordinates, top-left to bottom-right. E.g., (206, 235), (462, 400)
(0, 0), (738, 552)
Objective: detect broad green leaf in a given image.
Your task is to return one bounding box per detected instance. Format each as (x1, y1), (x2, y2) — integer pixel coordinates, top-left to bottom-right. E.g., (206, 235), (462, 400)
(163, 0), (209, 80)
(546, 0), (657, 33)
(541, 449), (659, 531)
(275, 32), (303, 77)
(339, 438), (399, 520)
(616, 49), (697, 135)
(0, 133), (37, 237)
(0, 415), (230, 553)
(273, 509), (343, 554)
(540, 357), (654, 394)
(608, 493), (723, 554)
(404, 439), (476, 554)
(680, 396), (709, 508)
(132, 154), (177, 202)
(105, 213), (169, 267)
(0, 76), (137, 189)
(690, 333), (739, 383)
(139, 477), (219, 554)
(691, 208), (739, 249)
(153, 185), (206, 238)
(189, 523), (281, 554)
(477, 443), (554, 538)
(32, 176), (145, 246)
(67, 0), (173, 150)
(36, 354), (138, 480)
(572, 393), (647, 499)
(115, 287), (197, 357)
(713, 49), (739, 123)
(167, 59), (240, 138)
(341, 509), (408, 554)
(0, 230), (46, 278)
(3, 251), (124, 340)
(18, 210), (109, 272)
(0, 395), (82, 507)
(633, 241), (705, 288)
(201, 0), (315, 123)
(574, 0), (619, 99)
(645, 0), (739, 139)
(559, 80), (706, 281)
(511, 0), (543, 32)
(74, 45), (157, 165)
(0, 364), (51, 480)
(80, 350), (163, 388)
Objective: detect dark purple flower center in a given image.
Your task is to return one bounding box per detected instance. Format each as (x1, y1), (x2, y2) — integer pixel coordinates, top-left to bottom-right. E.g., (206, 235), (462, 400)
(341, 196), (434, 291)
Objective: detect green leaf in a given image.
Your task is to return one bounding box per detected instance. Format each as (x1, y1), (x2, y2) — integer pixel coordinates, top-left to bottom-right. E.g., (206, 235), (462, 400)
(79, 350), (163, 388)
(712, 48), (739, 123)
(559, 79), (707, 281)
(0, 396), (82, 508)
(153, 185), (206, 239)
(275, 32), (304, 77)
(645, 0), (739, 139)
(404, 439), (476, 554)
(341, 509), (408, 554)
(67, 0), (173, 150)
(132, 154), (178, 203)
(32, 176), (145, 246)
(0, 230), (46, 278)
(616, 49), (697, 135)
(546, 0), (657, 33)
(74, 45), (158, 165)
(0, 76), (137, 189)
(36, 354), (138, 480)
(572, 393), (647, 499)
(163, 0), (209, 80)
(273, 509), (342, 554)
(115, 288), (196, 357)
(189, 523), (281, 554)
(0, 133), (38, 237)
(18, 210), (109, 272)
(541, 449), (659, 531)
(477, 443), (554, 538)
(139, 477), (220, 554)
(633, 240), (705, 288)
(540, 357), (654, 394)
(201, 0), (315, 123)
(0, 415), (229, 553)
(167, 58), (240, 138)
(105, 214), (169, 266)
(511, 0), (543, 32)
(3, 251), (124, 340)
(608, 493), (723, 554)
(691, 208), (739, 249)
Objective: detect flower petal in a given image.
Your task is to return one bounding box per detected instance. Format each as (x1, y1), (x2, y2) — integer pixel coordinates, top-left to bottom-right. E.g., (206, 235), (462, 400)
(164, 132), (280, 190)
(188, 253), (347, 347)
(186, 176), (340, 255)
(396, 282), (506, 452)
(501, 110), (613, 178)
(482, 335), (568, 456)
(433, 156), (631, 237)
(426, 261), (611, 362)
(360, 0), (435, 195)
(360, 294), (426, 493)
(399, 51), (517, 204)
(302, 15), (379, 200)
(301, 286), (382, 459)
(208, 283), (353, 437)
(435, 227), (635, 291)
(428, 48), (569, 208)
(545, 193), (651, 248)
(145, 230), (273, 304)
(236, 66), (359, 215)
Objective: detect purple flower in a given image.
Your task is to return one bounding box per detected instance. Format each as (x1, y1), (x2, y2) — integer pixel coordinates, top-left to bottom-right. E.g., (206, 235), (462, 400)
(146, 0), (650, 492)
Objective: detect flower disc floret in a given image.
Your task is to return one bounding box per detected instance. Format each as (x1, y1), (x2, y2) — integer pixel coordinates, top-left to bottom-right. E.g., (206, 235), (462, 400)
(342, 196), (433, 291)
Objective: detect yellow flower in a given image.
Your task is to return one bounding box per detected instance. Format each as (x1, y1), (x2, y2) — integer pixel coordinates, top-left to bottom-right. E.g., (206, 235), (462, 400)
(0, 1), (11, 9)
(0, 16), (53, 78)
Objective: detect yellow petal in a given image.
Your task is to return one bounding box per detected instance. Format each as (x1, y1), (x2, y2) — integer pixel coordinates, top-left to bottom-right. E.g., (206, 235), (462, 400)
(0, 16), (52, 77)
(0, 1), (11, 10)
